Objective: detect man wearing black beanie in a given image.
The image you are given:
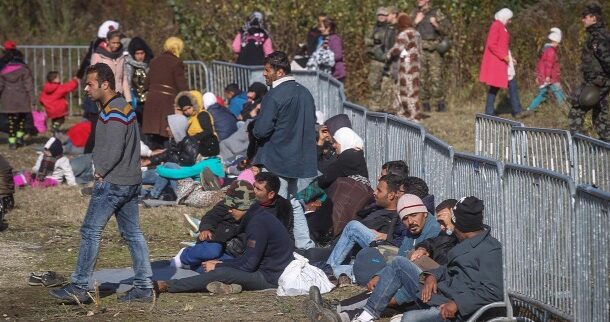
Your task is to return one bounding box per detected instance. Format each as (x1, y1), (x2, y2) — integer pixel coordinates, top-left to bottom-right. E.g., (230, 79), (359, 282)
(315, 196), (503, 322)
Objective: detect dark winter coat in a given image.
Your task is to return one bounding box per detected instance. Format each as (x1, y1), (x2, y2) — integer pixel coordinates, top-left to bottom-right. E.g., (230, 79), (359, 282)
(425, 226), (503, 320)
(414, 231), (458, 265)
(207, 103), (238, 141)
(149, 136), (201, 167)
(198, 202), (241, 243)
(0, 60), (34, 114)
(317, 148), (368, 189)
(260, 195), (294, 238)
(582, 22), (610, 83)
(142, 52), (189, 137)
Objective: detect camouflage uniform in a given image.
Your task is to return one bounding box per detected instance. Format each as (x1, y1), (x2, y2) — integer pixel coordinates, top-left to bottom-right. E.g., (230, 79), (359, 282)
(411, 6), (450, 111)
(366, 19), (397, 112)
(569, 20), (610, 142)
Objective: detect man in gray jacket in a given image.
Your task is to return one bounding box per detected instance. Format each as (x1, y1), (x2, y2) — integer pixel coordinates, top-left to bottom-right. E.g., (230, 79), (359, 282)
(49, 63), (153, 304)
(312, 196), (503, 322)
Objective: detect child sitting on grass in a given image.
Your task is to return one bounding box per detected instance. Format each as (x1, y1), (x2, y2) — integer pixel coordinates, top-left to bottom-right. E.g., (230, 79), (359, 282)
(39, 71), (79, 134)
(526, 28), (566, 113)
(32, 137), (76, 187)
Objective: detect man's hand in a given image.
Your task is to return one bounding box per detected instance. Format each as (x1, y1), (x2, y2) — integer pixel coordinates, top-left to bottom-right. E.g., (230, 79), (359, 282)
(421, 274), (437, 303)
(415, 12), (425, 25)
(140, 158), (151, 167)
(439, 300), (458, 320)
(202, 259), (222, 272)
(409, 248), (429, 261)
(198, 230), (213, 241)
(367, 275), (380, 292)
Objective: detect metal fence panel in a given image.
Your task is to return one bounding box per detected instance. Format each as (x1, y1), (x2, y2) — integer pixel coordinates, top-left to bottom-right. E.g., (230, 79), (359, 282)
(503, 164), (576, 320)
(342, 102), (367, 138)
(327, 78), (345, 117)
(574, 185), (610, 322)
(475, 113), (523, 163)
(386, 115), (425, 178)
(573, 134), (610, 192)
(364, 112), (387, 187)
(511, 127), (576, 178)
(208, 61), (263, 96)
(452, 152), (504, 242)
(423, 134), (454, 203)
(293, 70), (321, 111)
(318, 73), (331, 117)
(183, 60), (208, 93)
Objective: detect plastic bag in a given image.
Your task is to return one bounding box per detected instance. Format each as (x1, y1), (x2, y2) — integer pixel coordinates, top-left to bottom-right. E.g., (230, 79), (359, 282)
(276, 252), (335, 296)
(32, 111), (47, 134)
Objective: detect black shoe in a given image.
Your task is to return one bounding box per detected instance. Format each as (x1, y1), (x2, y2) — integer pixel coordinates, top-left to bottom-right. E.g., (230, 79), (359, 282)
(117, 287), (154, 303)
(206, 281), (242, 295)
(40, 271), (67, 287)
(422, 102), (431, 112)
(49, 283), (92, 304)
(304, 293), (340, 322)
(28, 273), (43, 286)
(16, 137), (25, 147)
(437, 101), (447, 112)
(309, 286), (323, 306)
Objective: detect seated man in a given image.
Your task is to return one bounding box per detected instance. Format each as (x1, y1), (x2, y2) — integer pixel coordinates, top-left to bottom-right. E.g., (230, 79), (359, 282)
(379, 160), (410, 179)
(321, 196), (503, 322)
(155, 180), (294, 294)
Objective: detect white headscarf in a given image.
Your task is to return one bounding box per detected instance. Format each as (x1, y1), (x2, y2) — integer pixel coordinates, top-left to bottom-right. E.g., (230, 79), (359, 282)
(97, 20), (120, 39)
(203, 92), (217, 109)
(333, 127), (364, 154)
(494, 8), (513, 25)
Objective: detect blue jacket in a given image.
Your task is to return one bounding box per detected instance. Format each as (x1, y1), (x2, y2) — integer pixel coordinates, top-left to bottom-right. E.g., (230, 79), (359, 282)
(397, 213), (441, 256)
(217, 204), (295, 285)
(252, 78), (318, 178)
(228, 91), (248, 118)
(207, 103), (237, 141)
(425, 226), (503, 320)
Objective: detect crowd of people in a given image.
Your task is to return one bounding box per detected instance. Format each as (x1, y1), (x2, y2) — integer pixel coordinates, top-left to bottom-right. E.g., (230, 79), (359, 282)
(0, 1), (608, 321)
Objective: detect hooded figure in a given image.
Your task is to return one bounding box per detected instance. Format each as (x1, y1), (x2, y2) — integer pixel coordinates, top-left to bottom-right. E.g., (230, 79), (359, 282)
(233, 11), (274, 65)
(175, 90), (220, 157)
(203, 91), (238, 140)
(317, 127), (368, 189)
(332, 127), (364, 154)
(125, 37), (154, 115)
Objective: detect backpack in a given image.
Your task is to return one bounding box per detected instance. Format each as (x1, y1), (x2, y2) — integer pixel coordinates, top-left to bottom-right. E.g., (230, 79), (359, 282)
(237, 28), (268, 66)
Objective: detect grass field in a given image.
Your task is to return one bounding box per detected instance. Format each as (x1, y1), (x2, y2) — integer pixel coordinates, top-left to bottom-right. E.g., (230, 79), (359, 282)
(0, 96), (586, 321)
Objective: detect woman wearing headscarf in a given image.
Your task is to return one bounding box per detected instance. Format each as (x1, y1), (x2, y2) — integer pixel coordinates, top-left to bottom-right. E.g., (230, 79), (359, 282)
(232, 11), (274, 65)
(479, 8), (526, 118)
(387, 13), (423, 122)
(317, 127), (368, 189)
(142, 37), (189, 148)
(125, 37), (154, 125)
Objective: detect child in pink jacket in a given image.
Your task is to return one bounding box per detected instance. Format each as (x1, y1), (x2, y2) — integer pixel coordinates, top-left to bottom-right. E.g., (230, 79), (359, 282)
(527, 28), (566, 111)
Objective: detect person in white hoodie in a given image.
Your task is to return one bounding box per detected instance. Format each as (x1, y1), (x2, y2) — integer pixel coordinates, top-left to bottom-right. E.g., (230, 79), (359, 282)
(32, 137), (76, 186)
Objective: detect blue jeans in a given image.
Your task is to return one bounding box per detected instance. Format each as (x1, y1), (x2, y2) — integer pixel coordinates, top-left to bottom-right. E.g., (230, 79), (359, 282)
(71, 180), (153, 289)
(277, 175), (315, 199)
(401, 307), (444, 322)
(70, 154), (93, 185)
(364, 257), (426, 319)
(292, 198), (315, 250)
(143, 162), (180, 198)
(326, 221), (376, 278)
(485, 79), (523, 116)
(179, 241), (224, 269)
(528, 83), (566, 110)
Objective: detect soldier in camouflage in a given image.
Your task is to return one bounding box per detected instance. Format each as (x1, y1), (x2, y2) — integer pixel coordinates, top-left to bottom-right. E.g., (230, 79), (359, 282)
(569, 4), (610, 142)
(412, 0), (451, 112)
(366, 6), (398, 112)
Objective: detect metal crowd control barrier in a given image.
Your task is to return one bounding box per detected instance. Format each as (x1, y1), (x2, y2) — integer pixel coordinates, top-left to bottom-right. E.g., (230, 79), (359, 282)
(503, 164), (576, 321)
(13, 45), (88, 115)
(342, 102), (367, 138)
(364, 112), (387, 187)
(511, 127), (575, 178)
(207, 61), (263, 96)
(386, 115), (425, 178)
(293, 70), (320, 108)
(452, 152), (504, 242)
(475, 113), (523, 163)
(183, 60), (209, 93)
(574, 185), (610, 322)
(423, 134), (454, 203)
(573, 133), (610, 192)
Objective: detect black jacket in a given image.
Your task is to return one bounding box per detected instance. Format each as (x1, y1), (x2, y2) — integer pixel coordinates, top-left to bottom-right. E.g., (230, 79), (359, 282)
(317, 143), (338, 173)
(198, 202), (240, 243)
(582, 22), (610, 83)
(317, 149), (368, 189)
(150, 136), (200, 167)
(414, 231), (458, 265)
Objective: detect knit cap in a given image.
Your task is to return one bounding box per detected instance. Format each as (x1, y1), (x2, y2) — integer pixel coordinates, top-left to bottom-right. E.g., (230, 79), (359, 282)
(223, 180), (256, 211)
(97, 20), (119, 39)
(548, 27), (562, 43)
(494, 8), (513, 25)
(397, 194), (428, 220)
(452, 196), (485, 233)
(44, 137), (63, 158)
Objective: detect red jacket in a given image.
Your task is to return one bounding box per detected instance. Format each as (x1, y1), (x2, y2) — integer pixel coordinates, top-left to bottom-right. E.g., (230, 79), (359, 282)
(479, 20), (510, 89)
(39, 79), (79, 119)
(536, 45), (560, 85)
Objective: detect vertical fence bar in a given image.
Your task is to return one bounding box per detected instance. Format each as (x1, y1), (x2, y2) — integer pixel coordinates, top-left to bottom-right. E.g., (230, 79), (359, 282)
(386, 115), (426, 178)
(573, 134), (610, 192)
(364, 112), (388, 187)
(423, 134), (454, 203)
(475, 113), (523, 162)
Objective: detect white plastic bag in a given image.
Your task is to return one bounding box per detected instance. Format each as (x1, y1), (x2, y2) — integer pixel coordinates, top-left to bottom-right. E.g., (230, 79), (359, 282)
(276, 252), (335, 296)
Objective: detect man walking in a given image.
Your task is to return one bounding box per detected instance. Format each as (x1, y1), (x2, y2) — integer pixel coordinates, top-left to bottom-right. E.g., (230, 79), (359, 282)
(569, 3), (610, 142)
(252, 51), (318, 198)
(412, 0), (451, 112)
(50, 63), (153, 303)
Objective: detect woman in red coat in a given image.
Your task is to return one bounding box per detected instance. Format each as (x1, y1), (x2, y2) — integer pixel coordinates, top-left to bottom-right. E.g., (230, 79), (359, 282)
(479, 8), (525, 117)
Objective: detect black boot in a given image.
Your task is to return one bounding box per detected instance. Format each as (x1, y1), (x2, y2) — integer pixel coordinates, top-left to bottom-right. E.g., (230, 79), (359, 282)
(423, 102), (431, 112)
(437, 101), (447, 112)
(16, 137), (25, 148)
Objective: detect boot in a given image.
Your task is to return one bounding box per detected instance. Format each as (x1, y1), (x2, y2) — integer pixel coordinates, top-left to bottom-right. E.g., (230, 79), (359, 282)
(423, 102), (431, 112)
(437, 101), (447, 112)
(16, 137), (25, 148)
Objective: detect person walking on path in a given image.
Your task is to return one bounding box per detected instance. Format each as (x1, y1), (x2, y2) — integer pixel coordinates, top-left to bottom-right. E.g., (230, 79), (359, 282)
(479, 8), (526, 118)
(49, 63), (154, 304)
